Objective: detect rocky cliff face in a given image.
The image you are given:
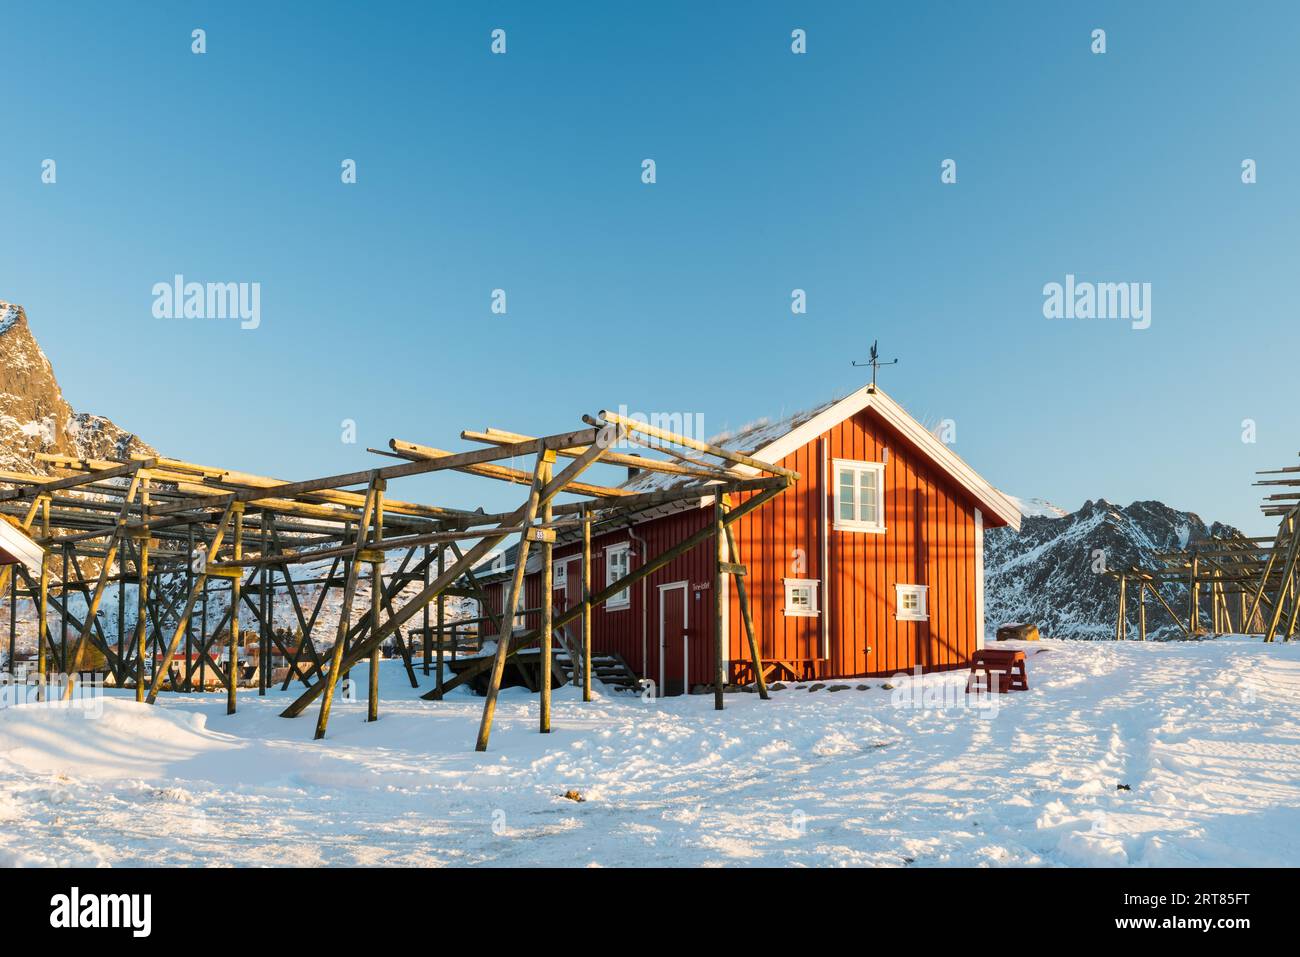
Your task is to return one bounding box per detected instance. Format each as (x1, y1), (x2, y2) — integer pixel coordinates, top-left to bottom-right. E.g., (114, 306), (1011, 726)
(0, 301), (154, 474)
(985, 497), (1244, 640)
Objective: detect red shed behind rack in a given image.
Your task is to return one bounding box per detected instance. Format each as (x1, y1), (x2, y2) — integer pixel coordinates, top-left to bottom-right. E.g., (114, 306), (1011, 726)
(480, 385), (1021, 693)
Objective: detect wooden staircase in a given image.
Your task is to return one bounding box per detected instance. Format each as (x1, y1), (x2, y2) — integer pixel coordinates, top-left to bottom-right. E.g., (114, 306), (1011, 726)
(509, 624), (643, 694)
(554, 649), (640, 691)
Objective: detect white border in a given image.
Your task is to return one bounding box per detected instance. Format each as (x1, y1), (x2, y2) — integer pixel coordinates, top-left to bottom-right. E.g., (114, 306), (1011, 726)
(782, 578), (820, 617)
(604, 542), (631, 609)
(831, 459), (886, 533)
(895, 583), (928, 621)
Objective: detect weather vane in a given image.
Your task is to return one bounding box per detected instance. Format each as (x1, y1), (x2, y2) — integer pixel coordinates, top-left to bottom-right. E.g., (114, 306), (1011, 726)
(852, 340), (898, 390)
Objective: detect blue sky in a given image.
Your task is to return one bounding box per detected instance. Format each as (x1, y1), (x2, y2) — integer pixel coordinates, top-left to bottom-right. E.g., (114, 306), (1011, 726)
(1, 1), (1295, 534)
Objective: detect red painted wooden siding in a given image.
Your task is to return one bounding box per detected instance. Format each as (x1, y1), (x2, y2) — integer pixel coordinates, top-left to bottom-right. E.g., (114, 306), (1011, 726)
(485, 405), (984, 688)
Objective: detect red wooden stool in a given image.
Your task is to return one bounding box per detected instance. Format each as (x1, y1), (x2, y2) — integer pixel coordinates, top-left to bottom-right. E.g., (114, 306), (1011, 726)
(966, 648), (1029, 693)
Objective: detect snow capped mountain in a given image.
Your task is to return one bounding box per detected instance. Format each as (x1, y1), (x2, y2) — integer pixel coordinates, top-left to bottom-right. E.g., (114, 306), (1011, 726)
(0, 300), (155, 474)
(1002, 494), (1069, 519)
(986, 496), (1244, 640)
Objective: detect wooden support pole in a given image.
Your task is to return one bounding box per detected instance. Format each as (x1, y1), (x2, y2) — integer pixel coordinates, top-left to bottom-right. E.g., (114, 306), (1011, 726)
(199, 578), (208, 690)
(7, 572), (15, 679)
(435, 545), (445, 695)
(540, 459), (555, 734)
(117, 549), (126, 676)
(582, 510), (593, 703)
(59, 547), (68, 673)
(476, 452), (554, 752)
(259, 511), (270, 696)
(1116, 574), (1126, 641)
(596, 409), (799, 480)
(37, 497), (50, 700)
(422, 545), (431, 677)
(1245, 514), (1289, 634)
(278, 428), (623, 728)
(1189, 554), (1200, 635)
(63, 467), (147, 695)
(37, 555), (49, 698)
(134, 492), (150, 703)
(1286, 571), (1300, 641)
(1263, 514), (1300, 643)
(146, 498), (237, 703)
(63, 528), (126, 698)
(714, 497), (726, 710)
(185, 524), (196, 691)
(228, 503), (244, 714)
(1138, 582), (1146, 641)
(368, 481), (386, 723)
(1147, 579), (1192, 638)
(721, 507), (767, 700)
(423, 482), (791, 706)
(313, 482), (380, 738)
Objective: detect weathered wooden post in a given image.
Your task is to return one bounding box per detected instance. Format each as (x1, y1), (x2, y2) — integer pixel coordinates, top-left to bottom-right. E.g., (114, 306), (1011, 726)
(134, 529), (149, 703)
(1112, 572), (1123, 639)
(59, 546), (69, 675)
(714, 497), (726, 710)
(185, 523), (195, 689)
(199, 579), (208, 691)
(435, 544), (445, 695)
(37, 497), (50, 700)
(117, 551), (126, 678)
(7, 569), (16, 678)
(1189, 553), (1200, 635)
(228, 503), (244, 714)
(722, 508), (768, 700)
(540, 459), (555, 734)
(476, 451), (553, 752)
(1138, 581), (1147, 641)
(368, 480), (386, 723)
(422, 545), (431, 677)
(259, 511), (271, 696)
(581, 510), (593, 703)
(314, 483), (379, 739)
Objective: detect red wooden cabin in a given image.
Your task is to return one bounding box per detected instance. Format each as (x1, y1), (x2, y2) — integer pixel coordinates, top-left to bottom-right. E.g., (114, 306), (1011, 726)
(480, 385), (1020, 694)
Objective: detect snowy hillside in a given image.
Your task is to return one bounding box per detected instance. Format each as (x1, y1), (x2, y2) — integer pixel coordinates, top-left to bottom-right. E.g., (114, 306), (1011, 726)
(985, 497), (1244, 641)
(0, 636), (1296, 866)
(0, 300), (154, 474)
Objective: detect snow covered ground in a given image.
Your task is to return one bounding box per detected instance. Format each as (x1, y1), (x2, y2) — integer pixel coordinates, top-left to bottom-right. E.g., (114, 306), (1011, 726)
(0, 637), (1298, 867)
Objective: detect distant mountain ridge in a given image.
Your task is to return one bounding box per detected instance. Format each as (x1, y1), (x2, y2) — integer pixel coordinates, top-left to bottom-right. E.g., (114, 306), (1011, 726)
(986, 496), (1244, 640)
(0, 300), (155, 475)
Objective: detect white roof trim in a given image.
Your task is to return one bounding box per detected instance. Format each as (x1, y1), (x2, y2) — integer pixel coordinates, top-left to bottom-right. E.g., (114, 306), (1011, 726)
(0, 519), (43, 575)
(745, 385), (1021, 530)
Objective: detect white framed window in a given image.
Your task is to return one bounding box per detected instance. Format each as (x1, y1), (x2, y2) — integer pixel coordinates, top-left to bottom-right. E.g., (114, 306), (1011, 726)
(554, 560), (568, 588)
(783, 578), (820, 617)
(605, 543), (631, 608)
(511, 608), (527, 631)
(895, 584), (928, 621)
(833, 459), (886, 532)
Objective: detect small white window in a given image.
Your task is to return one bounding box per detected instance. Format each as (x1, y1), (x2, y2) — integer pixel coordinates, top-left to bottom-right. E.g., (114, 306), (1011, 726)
(605, 543), (630, 608)
(895, 584), (928, 621)
(833, 459), (885, 533)
(783, 578), (820, 617)
(554, 561), (568, 588)
(511, 608), (527, 631)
